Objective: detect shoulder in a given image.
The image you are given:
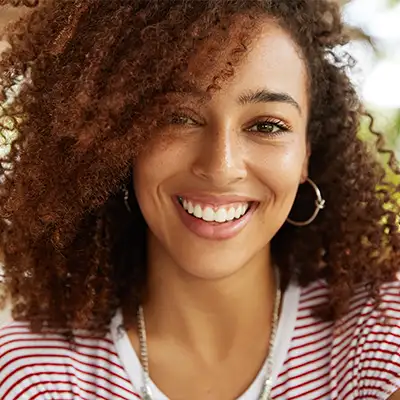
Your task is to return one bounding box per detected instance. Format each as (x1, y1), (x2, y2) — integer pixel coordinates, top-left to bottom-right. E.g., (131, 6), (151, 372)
(0, 321), (70, 399)
(333, 280), (400, 399)
(294, 279), (400, 399)
(0, 321), (132, 400)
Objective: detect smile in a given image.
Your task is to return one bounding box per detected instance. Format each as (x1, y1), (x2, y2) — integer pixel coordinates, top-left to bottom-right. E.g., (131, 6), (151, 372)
(178, 197), (251, 223)
(175, 195), (258, 240)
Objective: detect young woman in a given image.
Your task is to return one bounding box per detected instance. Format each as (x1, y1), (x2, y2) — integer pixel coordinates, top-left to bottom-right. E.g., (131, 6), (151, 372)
(0, 0), (399, 399)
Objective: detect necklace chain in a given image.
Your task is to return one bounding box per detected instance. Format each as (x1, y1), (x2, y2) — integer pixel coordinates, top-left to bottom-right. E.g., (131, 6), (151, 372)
(137, 271), (281, 400)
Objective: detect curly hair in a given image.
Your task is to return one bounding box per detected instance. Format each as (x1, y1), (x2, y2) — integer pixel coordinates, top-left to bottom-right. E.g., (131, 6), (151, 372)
(0, 0), (399, 334)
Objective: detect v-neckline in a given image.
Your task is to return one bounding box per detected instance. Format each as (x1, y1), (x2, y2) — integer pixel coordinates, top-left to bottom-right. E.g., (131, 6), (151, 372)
(110, 280), (300, 399)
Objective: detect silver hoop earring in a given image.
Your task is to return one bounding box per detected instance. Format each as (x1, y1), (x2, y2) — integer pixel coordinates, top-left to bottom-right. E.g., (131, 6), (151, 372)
(287, 178), (325, 227)
(124, 186), (132, 213)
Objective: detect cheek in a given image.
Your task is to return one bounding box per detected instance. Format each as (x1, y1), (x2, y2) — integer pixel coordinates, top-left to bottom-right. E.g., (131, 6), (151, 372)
(133, 140), (188, 207)
(250, 141), (307, 194)
(133, 151), (168, 237)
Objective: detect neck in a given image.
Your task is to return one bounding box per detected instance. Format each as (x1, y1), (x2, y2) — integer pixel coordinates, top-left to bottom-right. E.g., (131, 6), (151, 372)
(142, 233), (277, 362)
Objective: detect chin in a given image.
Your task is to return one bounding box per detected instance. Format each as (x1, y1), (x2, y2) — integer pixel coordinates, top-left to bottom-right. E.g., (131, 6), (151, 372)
(171, 246), (254, 281)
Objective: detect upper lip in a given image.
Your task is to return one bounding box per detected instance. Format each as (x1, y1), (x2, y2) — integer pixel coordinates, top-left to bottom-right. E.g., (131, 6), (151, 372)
(176, 193), (259, 207)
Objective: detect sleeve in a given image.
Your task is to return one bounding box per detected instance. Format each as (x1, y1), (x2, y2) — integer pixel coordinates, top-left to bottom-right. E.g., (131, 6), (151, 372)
(333, 281), (400, 400)
(357, 282), (400, 399)
(0, 323), (75, 400)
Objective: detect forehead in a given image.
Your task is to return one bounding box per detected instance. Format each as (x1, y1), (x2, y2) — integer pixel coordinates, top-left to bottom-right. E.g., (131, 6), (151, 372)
(182, 18), (309, 114)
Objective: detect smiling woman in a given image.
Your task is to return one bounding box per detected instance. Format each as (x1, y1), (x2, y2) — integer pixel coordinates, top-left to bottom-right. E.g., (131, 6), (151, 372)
(0, 1), (399, 400)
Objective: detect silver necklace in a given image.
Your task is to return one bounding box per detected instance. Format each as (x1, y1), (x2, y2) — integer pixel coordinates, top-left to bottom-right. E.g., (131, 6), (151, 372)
(137, 271), (281, 400)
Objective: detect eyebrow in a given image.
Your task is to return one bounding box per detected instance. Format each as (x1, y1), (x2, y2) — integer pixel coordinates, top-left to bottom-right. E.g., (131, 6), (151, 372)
(237, 88), (302, 114)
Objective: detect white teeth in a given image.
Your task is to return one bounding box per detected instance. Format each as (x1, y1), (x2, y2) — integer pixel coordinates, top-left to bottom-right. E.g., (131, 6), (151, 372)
(193, 204), (202, 218)
(202, 207), (214, 222)
(227, 207), (236, 221)
(180, 199), (250, 223)
(234, 207), (242, 219)
(215, 208), (228, 223)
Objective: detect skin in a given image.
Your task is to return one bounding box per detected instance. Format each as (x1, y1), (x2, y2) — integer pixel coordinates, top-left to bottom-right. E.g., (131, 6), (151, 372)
(130, 20), (310, 399)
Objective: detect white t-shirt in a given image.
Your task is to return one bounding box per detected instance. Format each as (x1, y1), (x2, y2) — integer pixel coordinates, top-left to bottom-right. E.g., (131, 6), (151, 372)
(1, 279), (400, 399)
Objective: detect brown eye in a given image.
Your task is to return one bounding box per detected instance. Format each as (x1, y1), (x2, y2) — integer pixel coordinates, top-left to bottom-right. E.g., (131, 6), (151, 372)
(247, 119), (289, 135)
(249, 122), (279, 133)
(169, 113), (198, 126)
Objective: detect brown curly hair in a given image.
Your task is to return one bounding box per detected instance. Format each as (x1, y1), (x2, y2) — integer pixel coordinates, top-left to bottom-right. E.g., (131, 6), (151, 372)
(0, 0), (399, 335)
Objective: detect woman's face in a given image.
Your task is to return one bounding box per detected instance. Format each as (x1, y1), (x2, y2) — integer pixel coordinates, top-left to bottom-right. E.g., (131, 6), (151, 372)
(134, 20), (309, 279)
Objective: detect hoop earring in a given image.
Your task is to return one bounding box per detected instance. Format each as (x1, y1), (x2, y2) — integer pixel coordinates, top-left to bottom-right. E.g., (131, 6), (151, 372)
(287, 178), (325, 227)
(124, 186), (132, 213)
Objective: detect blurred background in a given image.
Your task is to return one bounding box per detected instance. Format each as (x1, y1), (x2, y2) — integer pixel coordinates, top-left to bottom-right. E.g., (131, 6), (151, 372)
(0, 1), (399, 324)
(339, 0), (400, 203)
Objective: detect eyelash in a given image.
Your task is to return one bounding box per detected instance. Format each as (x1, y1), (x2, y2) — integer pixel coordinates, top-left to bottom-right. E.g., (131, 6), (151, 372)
(246, 118), (291, 137)
(168, 111), (200, 126)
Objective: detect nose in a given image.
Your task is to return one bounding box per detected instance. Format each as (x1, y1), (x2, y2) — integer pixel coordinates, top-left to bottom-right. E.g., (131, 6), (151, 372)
(191, 125), (247, 187)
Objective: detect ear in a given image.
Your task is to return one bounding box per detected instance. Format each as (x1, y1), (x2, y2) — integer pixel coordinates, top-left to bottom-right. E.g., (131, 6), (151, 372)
(300, 144), (311, 183)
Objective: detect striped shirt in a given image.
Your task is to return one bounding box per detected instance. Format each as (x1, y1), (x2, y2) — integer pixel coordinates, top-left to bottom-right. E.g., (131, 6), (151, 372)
(1, 279), (400, 399)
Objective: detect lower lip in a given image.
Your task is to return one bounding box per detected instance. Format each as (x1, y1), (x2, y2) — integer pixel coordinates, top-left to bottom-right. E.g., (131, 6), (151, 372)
(174, 199), (257, 240)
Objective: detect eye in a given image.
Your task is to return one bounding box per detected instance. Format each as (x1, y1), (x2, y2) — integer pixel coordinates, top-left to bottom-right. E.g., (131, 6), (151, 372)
(246, 118), (290, 136)
(168, 112), (199, 126)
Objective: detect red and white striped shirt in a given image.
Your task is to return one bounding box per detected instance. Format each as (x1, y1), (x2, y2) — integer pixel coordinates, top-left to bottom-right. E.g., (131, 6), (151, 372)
(1, 279), (400, 399)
